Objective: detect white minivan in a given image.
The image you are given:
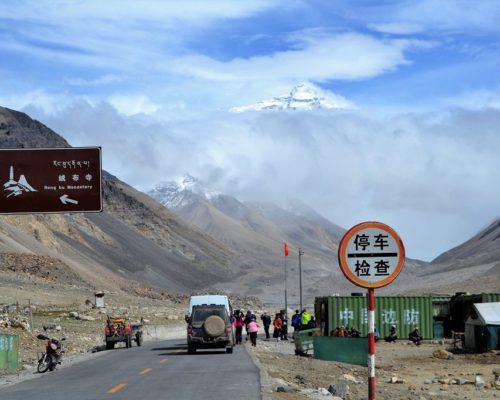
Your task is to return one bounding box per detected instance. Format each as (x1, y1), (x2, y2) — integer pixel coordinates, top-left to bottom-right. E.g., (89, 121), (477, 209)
(185, 295), (233, 321)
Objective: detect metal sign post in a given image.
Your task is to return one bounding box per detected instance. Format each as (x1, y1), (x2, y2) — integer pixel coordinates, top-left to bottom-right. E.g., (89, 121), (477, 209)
(0, 147), (102, 214)
(368, 288), (375, 397)
(338, 221), (405, 400)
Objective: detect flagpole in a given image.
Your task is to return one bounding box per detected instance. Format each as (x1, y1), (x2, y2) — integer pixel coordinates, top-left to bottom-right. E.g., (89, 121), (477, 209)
(284, 252), (288, 315)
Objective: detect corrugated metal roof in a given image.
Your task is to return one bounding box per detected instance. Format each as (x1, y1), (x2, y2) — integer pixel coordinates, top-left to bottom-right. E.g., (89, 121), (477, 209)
(473, 302), (500, 325)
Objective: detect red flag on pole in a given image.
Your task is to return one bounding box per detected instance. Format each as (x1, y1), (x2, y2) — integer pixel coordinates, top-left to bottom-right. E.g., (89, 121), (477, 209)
(284, 243), (289, 257)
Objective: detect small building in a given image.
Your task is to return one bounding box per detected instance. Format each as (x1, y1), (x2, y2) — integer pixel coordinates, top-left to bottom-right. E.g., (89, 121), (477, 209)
(95, 291), (105, 308)
(464, 302), (500, 353)
(449, 292), (500, 333)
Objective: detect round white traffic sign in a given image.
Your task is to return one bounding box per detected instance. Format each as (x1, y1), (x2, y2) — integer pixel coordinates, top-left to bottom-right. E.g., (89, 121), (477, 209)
(338, 221), (405, 289)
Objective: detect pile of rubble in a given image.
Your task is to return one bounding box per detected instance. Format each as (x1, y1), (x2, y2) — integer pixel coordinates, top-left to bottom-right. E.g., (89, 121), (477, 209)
(0, 315), (30, 330)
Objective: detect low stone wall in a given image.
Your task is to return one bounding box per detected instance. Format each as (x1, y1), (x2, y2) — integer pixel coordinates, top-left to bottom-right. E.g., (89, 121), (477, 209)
(142, 324), (186, 341)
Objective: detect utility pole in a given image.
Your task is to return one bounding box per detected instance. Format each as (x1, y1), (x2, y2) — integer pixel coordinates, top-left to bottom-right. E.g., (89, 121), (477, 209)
(298, 248), (304, 312)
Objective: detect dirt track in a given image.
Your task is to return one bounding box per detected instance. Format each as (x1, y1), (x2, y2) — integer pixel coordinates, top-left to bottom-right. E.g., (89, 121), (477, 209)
(250, 338), (500, 399)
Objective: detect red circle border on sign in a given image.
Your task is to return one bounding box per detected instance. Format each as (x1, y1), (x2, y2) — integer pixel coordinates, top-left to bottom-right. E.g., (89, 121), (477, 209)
(338, 221), (405, 289)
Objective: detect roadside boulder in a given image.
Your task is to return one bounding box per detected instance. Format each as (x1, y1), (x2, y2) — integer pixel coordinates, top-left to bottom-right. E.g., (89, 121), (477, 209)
(328, 383), (349, 399)
(390, 376), (405, 384)
(475, 375), (485, 389)
(432, 349), (452, 359)
(342, 374), (361, 384)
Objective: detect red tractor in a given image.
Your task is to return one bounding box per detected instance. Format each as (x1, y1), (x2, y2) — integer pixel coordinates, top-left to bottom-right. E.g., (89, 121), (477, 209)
(105, 316), (143, 349)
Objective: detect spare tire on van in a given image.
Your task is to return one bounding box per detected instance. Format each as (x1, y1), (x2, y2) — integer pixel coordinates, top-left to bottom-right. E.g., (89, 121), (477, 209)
(203, 315), (226, 337)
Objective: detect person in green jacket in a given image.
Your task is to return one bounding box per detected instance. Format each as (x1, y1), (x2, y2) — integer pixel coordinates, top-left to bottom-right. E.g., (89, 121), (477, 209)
(301, 309), (311, 329)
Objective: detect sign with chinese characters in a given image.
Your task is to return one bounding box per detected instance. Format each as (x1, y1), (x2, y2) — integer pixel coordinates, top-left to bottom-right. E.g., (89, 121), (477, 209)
(338, 221), (405, 289)
(0, 147), (102, 214)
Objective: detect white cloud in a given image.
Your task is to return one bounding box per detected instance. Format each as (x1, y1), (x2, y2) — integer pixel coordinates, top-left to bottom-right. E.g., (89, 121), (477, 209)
(442, 87), (500, 110)
(0, 90), (87, 116)
(109, 94), (161, 116)
(166, 33), (432, 82)
(348, 1), (500, 36)
(0, 1), (282, 73)
(389, 1), (500, 34)
(368, 22), (424, 35)
(64, 74), (125, 86)
(26, 100), (500, 261)
(0, 1), (277, 23)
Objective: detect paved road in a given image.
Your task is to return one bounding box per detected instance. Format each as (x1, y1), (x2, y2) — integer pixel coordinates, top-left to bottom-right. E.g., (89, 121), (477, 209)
(0, 340), (261, 400)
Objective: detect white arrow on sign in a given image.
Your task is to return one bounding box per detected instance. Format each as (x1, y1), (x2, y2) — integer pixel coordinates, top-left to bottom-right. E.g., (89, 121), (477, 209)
(60, 194), (79, 205)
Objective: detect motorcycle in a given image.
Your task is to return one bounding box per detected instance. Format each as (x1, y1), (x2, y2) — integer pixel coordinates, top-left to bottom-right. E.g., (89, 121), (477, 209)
(37, 334), (66, 373)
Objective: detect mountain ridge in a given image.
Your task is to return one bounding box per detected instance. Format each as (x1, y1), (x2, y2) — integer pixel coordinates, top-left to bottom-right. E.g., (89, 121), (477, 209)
(0, 106), (238, 296)
(1, 105), (499, 305)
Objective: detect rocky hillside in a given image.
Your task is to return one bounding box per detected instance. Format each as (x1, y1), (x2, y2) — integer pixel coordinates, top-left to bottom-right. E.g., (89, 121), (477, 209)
(0, 106), (238, 299)
(149, 177), (349, 303)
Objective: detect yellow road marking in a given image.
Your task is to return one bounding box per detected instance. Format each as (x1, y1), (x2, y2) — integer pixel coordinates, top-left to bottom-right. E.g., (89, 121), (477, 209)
(159, 358), (168, 364)
(139, 367), (152, 376)
(107, 383), (127, 394)
(175, 349), (183, 354)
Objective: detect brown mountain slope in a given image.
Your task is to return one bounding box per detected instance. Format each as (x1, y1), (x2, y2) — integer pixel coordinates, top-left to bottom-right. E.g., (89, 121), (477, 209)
(0, 106), (237, 295)
(432, 219), (500, 264)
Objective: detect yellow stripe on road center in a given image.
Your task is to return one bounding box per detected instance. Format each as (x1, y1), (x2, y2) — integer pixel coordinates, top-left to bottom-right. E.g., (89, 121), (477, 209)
(139, 367), (152, 376)
(159, 358), (168, 364)
(107, 383), (127, 394)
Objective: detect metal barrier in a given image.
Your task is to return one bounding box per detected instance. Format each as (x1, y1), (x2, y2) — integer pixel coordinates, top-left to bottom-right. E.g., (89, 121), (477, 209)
(0, 334), (19, 370)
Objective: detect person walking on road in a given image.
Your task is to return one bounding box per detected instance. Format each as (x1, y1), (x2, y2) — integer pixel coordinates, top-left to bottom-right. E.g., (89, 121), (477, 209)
(247, 319), (260, 347)
(244, 310), (255, 342)
(279, 309), (288, 340)
(260, 312), (271, 339)
(234, 310), (245, 344)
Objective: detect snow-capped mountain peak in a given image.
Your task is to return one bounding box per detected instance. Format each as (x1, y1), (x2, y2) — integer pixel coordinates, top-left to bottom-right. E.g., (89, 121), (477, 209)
(148, 175), (220, 209)
(231, 83), (355, 113)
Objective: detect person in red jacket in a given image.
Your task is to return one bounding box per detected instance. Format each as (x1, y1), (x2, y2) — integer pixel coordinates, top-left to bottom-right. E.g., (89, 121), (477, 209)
(273, 313), (282, 342)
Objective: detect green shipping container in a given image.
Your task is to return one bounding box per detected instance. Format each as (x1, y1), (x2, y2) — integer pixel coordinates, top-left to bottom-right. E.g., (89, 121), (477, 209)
(316, 295), (434, 340)
(0, 334), (19, 370)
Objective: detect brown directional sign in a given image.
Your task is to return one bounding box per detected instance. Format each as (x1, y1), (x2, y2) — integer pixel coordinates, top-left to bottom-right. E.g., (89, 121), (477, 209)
(0, 147), (102, 214)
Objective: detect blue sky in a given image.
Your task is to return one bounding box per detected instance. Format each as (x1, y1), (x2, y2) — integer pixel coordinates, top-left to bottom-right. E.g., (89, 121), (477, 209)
(1, 0), (500, 261)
